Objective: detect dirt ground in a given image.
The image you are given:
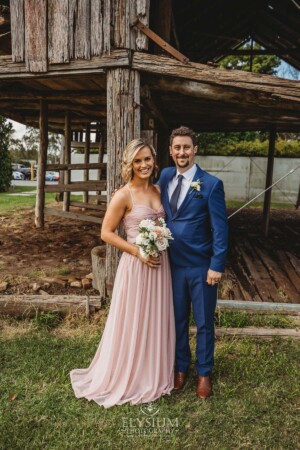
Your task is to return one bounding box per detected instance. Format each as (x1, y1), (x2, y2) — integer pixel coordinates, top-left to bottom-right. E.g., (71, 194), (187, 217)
(0, 208), (100, 295)
(0, 206), (299, 301)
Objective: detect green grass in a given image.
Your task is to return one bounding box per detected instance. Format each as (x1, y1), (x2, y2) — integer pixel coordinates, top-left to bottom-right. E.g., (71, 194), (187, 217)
(214, 310), (295, 329)
(1, 315), (299, 450)
(57, 267), (71, 276)
(0, 190), (83, 214)
(189, 310), (296, 329)
(8, 186), (37, 193)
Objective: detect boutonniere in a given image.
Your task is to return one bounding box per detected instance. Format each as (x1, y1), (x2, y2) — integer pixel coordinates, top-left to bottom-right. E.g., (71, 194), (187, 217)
(189, 179), (203, 197)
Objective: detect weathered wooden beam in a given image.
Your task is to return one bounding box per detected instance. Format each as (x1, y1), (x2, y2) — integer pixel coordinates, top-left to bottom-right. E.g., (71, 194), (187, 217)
(145, 77), (300, 115)
(106, 67), (141, 296)
(190, 326), (300, 339)
(70, 201), (106, 212)
(216, 300), (300, 315)
(44, 181), (106, 193)
(0, 295), (102, 318)
(262, 128), (276, 237)
(0, 50), (130, 79)
(35, 99), (48, 228)
(70, 141), (103, 149)
(46, 163), (106, 170)
(44, 207), (103, 224)
(132, 53), (300, 103)
(0, 91), (106, 100)
(89, 194), (107, 202)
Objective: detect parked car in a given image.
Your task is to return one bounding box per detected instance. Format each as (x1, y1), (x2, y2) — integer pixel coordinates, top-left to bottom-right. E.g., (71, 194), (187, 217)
(45, 171), (59, 181)
(19, 167), (36, 180)
(12, 171), (25, 180)
(12, 163), (25, 172)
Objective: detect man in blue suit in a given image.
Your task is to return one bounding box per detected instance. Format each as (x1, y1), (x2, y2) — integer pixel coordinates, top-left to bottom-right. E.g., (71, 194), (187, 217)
(157, 126), (228, 399)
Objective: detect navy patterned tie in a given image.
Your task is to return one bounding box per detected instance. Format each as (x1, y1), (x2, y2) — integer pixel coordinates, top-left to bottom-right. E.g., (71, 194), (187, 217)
(170, 174), (183, 215)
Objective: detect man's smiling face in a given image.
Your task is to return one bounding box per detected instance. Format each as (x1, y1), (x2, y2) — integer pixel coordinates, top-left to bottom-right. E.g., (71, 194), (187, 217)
(169, 136), (198, 173)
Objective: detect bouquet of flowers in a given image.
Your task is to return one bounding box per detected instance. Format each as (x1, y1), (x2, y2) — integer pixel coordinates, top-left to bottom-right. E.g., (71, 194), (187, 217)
(135, 217), (173, 258)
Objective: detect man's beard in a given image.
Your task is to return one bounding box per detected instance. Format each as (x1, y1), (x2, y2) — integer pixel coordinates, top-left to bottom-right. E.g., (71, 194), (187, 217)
(176, 158), (189, 167)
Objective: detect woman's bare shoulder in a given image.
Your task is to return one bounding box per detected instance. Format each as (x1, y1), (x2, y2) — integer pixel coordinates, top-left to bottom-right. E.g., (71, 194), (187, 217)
(110, 185), (130, 206)
(154, 184), (161, 194)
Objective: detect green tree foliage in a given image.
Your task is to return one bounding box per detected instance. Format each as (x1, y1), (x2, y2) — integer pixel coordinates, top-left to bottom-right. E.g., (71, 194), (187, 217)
(197, 137), (300, 158)
(219, 42), (281, 75)
(9, 127), (61, 164)
(0, 117), (13, 192)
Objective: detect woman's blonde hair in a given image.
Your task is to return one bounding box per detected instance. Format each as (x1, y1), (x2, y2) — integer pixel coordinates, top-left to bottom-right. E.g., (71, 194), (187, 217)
(121, 138), (158, 183)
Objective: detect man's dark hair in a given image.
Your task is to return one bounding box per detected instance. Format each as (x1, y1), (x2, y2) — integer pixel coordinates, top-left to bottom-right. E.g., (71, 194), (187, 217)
(169, 126), (197, 147)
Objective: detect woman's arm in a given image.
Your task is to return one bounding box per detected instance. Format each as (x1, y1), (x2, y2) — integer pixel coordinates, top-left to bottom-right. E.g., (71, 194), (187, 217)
(101, 188), (138, 256)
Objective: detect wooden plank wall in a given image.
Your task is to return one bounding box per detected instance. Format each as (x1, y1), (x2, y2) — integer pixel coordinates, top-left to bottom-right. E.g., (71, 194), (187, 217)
(9, 0), (150, 73)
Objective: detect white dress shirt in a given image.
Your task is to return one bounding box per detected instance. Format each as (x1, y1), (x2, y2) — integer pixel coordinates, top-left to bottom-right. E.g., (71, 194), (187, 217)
(168, 164), (197, 210)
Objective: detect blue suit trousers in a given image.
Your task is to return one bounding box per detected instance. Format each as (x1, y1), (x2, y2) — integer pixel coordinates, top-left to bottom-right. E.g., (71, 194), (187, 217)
(170, 264), (217, 376)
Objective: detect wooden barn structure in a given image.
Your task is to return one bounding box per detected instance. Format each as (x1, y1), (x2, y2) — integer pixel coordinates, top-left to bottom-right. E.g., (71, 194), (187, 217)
(0, 0), (300, 296)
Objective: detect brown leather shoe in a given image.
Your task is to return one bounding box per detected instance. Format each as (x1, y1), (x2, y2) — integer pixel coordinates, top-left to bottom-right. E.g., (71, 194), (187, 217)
(196, 375), (212, 399)
(174, 371), (186, 390)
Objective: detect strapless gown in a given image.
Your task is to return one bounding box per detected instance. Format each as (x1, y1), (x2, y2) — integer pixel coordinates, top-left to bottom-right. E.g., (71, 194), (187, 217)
(70, 204), (175, 408)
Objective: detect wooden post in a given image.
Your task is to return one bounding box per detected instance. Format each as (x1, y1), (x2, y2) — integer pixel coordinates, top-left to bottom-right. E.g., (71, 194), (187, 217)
(262, 128), (276, 237)
(83, 122), (90, 206)
(96, 130), (104, 205)
(35, 99), (48, 228)
(91, 245), (106, 299)
(106, 68), (141, 296)
(296, 183), (300, 209)
(63, 113), (71, 212)
(55, 135), (65, 202)
(153, 0), (172, 44)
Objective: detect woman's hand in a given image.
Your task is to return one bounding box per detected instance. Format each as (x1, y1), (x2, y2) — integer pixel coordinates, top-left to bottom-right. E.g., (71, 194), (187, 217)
(136, 252), (161, 268)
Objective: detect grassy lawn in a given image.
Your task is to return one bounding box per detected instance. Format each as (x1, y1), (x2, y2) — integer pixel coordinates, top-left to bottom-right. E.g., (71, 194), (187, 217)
(1, 314), (299, 450)
(0, 187), (82, 214)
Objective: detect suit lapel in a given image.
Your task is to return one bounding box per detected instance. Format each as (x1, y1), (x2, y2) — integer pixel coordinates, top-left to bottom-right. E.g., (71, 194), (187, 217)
(173, 164), (204, 219)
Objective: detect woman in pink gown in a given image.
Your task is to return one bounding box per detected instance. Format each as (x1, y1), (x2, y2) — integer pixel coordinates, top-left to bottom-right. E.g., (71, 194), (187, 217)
(70, 139), (175, 408)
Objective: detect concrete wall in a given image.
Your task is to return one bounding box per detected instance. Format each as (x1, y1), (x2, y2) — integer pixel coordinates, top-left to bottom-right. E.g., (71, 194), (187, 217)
(195, 156), (300, 203)
(70, 153), (299, 204)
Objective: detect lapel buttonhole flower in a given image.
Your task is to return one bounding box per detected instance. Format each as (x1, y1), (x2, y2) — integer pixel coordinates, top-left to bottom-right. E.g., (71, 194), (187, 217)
(189, 179), (203, 194)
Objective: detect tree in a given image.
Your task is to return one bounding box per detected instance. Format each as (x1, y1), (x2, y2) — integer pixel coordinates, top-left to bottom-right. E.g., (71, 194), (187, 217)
(219, 42), (281, 75)
(9, 126), (62, 164)
(0, 116), (13, 192)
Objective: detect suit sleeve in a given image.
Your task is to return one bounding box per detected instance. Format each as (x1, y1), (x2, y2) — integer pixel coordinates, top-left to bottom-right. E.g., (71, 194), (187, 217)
(208, 179), (228, 273)
(155, 168), (167, 187)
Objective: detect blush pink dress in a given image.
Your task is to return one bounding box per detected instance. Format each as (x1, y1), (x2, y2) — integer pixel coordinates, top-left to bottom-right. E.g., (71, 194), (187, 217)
(70, 186), (175, 408)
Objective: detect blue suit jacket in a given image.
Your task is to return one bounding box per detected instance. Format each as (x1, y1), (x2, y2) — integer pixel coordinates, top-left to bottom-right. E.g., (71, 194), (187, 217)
(157, 164), (228, 272)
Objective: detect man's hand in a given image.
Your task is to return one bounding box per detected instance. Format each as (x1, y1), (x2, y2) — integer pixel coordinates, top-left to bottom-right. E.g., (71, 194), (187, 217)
(111, 185), (124, 198)
(206, 269), (222, 286)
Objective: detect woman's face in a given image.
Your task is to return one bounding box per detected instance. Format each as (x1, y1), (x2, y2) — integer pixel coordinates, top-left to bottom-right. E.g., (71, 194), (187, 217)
(132, 146), (155, 180)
